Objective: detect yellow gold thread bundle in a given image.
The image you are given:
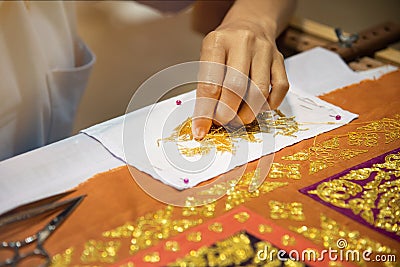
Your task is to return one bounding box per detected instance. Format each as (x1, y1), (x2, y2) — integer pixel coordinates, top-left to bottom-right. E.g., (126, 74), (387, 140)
(159, 110), (305, 157)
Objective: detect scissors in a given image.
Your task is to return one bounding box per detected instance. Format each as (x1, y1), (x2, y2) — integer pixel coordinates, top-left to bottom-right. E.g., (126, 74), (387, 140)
(0, 191), (85, 267)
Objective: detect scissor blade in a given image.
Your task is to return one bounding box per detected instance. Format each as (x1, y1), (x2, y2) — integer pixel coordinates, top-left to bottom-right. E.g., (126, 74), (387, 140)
(38, 195), (85, 241)
(0, 192), (78, 227)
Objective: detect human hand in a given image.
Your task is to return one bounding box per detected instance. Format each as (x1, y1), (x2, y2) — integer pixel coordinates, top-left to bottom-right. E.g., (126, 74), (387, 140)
(192, 19), (289, 140)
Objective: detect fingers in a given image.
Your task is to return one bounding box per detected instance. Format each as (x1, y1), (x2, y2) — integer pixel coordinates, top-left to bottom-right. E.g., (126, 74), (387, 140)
(267, 53), (289, 110)
(192, 33), (226, 140)
(237, 43), (272, 124)
(214, 45), (251, 125)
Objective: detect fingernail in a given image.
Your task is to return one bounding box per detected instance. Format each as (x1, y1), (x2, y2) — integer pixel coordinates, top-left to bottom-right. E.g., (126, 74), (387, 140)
(193, 127), (206, 140)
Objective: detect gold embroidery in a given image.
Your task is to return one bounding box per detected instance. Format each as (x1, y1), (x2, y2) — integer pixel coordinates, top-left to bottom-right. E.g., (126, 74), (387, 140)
(348, 132), (378, 147)
(80, 240), (121, 263)
(308, 152), (400, 236)
(282, 115), (400, 175)
(268, 163), (301, 179)
(51, 247), (74, 267)
(142, 252), (160, 263)
(187, 231), (202, 242)
(225, 169), (289, 211)
(258, 224), (273, 234)
(291, 214), (396, 266)
(164, 241), (180, 252)
(281, 234), (296, 246)
(119, 262), (135, 267)
(182, 202), (216, 217)
(103, 222), (135, 238)
(208, 222), (224, 233)
(356, 116), (400, 144)
(234, 211), (250, 223)
(168, 232), (253, 266)
(159, 110), (305, 157)
(282, 137), (368, 174)
(269, 201), (305, 221)
(102, 206), (202, 255)
(168, 232), (305, 267)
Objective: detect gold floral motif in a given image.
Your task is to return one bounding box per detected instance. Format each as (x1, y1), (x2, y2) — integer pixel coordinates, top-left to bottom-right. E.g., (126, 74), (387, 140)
(258, 224), (273, 234)
(268, 163), (301, 179)
(102, 222), (135, 238)
(168, 232), (305, 267)
(308, 152), (400, 237)
(159, 110), (305, 157)
(80, 240), (121, 263)
(187, 231), (202, 242)
(282, 137), (368, 174)
(182, 202), (216, 217)
(225, 169), (289, 211)
(208, 222), (224, 233)
(119, 262), (135, 267)
(348, 132), (378, 147)
(356, 116), (400, 144)
(102, 206), (202, 255)
(142, 252), (160, 263)
(168, 232), (253, 266)
(291, 214), (396, 266)
(281, 234), (296, 246)
(282, 115), (400, 175)
(51, 247), (74, 267)
(269, 200), (305, 221)
(164, 241), (180, 252)
(234, 211), (250, 223)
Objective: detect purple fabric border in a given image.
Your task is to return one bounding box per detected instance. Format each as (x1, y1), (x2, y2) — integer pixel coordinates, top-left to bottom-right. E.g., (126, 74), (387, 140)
(299, 147), (400, 242)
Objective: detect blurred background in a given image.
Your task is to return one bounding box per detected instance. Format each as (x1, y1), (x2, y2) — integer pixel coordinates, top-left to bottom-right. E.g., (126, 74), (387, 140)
(73, 0), (400, 133)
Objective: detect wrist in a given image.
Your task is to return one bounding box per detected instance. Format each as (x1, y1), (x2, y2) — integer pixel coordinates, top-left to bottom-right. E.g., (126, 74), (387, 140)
(220, 1), (279, 39)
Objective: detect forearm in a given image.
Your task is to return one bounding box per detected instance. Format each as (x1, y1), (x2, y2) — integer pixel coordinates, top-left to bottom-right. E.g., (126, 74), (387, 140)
(220, 0), (296, 39)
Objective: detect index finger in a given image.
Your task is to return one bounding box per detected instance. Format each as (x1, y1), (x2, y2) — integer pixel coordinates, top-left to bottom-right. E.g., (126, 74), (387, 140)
(192, 44), (226, 140)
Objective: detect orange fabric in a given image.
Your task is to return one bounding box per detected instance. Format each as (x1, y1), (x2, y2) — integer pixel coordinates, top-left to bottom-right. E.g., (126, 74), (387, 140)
(1, 70), (399, 266)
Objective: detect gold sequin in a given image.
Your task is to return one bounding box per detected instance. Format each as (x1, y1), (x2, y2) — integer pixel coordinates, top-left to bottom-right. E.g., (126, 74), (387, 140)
(168, 232), (254, 266)
(51, 247), (74, 267)
(291, 214), (396, 266)
(102, 206), (202, 255)
(281, 234), (296, 246)
(225, 169), (289, 211)
(258, 224), (273, 234)
(164, 241), (180, 252)
(143, 252), (160, 263)
(234, 211), (250, 223)
(80, 240), (120, 263)
(269, 200), (305, 221)
(208, 222), (224, 233)
(187, 231), (202, 242)
(102, 222), (135, 238)
(182, 202), (216, 217)
(168, 232), (305, 267)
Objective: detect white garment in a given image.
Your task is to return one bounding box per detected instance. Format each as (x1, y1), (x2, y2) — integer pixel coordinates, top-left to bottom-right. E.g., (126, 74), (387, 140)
(0, 1), (95, 161)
